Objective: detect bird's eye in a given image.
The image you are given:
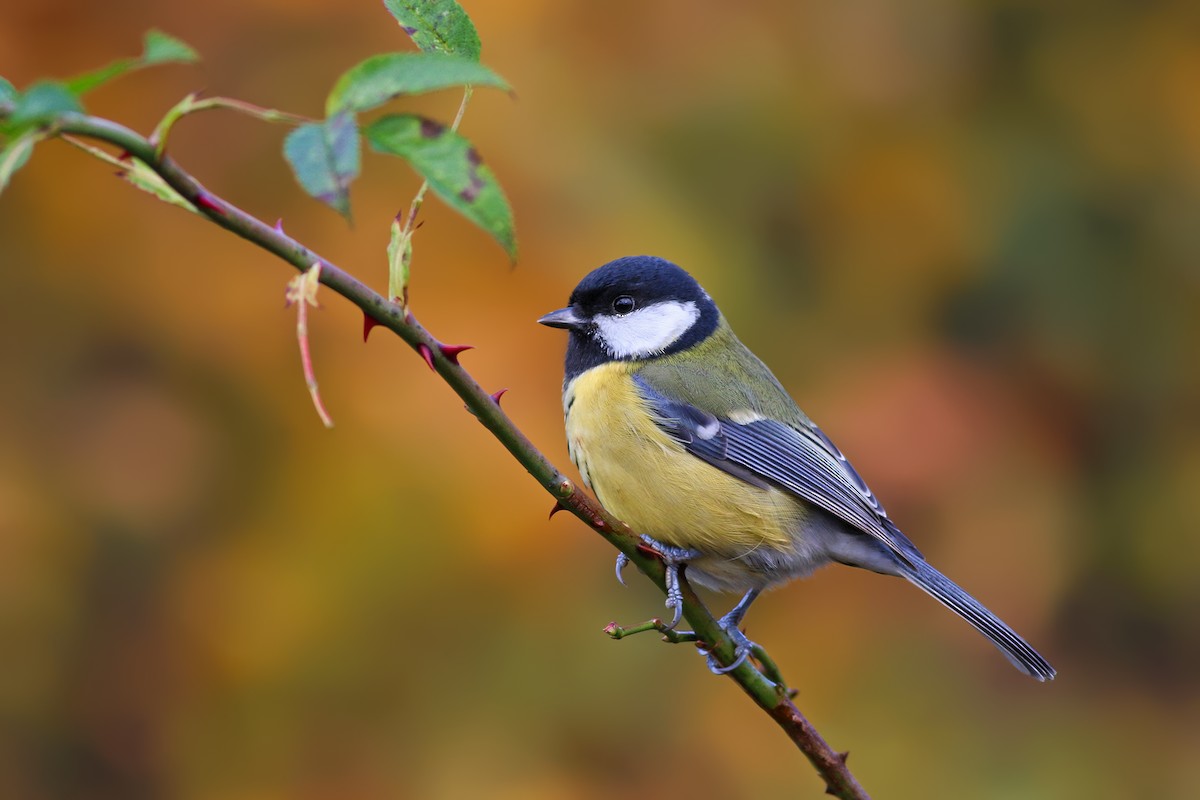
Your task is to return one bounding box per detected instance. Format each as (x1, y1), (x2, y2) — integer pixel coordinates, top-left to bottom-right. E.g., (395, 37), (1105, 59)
(612, 295), (636, 315)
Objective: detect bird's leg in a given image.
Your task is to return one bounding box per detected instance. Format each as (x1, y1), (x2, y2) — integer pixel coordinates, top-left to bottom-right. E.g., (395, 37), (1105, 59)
(614, 534), (702, 630)
(610, 546), (770, 679)
(720, 586), (762, 632)
(704, 587), (763, 675)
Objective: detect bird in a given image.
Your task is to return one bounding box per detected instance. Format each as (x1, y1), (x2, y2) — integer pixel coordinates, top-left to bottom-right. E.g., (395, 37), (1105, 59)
(538, 255), (1056, 681)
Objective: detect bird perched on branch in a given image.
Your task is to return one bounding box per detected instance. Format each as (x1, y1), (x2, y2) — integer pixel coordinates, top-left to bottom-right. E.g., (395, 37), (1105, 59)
(539, 255), (1055, 681)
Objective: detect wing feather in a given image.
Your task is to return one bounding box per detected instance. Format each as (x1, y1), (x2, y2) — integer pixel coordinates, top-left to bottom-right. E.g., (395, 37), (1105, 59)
(636, 375), (921, 565)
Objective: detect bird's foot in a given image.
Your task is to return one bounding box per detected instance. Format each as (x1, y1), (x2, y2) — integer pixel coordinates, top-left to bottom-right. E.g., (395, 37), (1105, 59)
(701, 610), (758, 675)
(612, 534), (701, 630)
(644, 535), (702, 630)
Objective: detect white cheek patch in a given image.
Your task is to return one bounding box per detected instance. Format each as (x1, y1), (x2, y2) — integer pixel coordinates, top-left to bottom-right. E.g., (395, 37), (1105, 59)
(593, 300), (700, 359)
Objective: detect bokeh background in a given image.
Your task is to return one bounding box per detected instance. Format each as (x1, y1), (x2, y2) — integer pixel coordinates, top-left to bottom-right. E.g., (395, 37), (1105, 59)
(2, 1), (1198, 798)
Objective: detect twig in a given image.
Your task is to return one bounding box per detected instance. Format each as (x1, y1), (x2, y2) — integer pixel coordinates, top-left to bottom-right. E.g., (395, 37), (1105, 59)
(400, 86), (473, 234)
(285, 263), (334, 428)
(603, 618), (701, 644)
(150, 93), (316, 157)
(388, 87), (475, 304)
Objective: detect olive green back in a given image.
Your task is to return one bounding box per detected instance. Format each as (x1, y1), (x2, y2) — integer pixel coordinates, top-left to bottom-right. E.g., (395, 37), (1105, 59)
(634, 318), (810, 429)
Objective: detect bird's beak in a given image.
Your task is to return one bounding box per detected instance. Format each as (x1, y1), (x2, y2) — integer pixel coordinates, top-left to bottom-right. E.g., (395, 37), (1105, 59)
(537, 306), (585, 330)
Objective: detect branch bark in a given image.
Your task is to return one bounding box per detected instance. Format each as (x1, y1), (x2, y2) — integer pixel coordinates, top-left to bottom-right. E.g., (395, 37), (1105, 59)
(40, 112), (870, 799)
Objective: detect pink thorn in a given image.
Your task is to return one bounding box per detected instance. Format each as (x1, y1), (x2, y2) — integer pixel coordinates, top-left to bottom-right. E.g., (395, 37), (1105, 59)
(548, 501), (567, 519)
(363, 312), (382, 342)
(274, 218), (286, 234)
(490, 387), (508, 405)
(636, 540), (660, 557)
(418, 343), (436, 371)
(439, 343), (473, 364)
(194, 193), (226, 216)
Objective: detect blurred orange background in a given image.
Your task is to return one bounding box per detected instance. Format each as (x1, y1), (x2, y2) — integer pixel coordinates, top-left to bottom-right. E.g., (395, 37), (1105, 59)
(2, 2), (1198, 798)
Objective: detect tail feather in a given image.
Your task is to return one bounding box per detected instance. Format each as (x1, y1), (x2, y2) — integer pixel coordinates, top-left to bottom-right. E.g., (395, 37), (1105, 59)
(901, 559), (1056, 681)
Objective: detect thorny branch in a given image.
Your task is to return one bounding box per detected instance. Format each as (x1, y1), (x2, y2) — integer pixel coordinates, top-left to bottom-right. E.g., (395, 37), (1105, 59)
(22, 110), (870, 799)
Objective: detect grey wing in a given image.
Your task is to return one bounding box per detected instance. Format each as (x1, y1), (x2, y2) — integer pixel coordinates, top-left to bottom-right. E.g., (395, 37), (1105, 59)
(636, 375), (922, 567)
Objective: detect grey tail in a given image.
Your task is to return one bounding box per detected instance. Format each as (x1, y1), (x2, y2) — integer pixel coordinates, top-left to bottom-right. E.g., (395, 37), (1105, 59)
(901, 559), (1056, 682)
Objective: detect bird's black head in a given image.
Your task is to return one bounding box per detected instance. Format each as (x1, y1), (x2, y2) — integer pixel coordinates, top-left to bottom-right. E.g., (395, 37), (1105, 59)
(538, 256), (720, 379)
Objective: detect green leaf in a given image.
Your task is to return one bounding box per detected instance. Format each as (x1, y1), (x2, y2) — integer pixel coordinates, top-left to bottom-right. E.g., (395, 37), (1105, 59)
(367, 114), (516, 261)
(383, 0), (481, 61)
(0, 77), (16, 113)
(65, 59), (136, 96)
(67, 29), (199, 95)
(141, 30), (200, 64)
(284, 113), (360, 220)
(0, 128), (43, 195)
(119, 158), (198, 213)
(387, 213), (413, 308)
(326, 52), (507, 116)
(6, 82), (82, 128)
(58, 134), (198, 213)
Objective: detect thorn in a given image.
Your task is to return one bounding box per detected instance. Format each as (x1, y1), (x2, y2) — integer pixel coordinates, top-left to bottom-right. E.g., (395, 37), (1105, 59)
(363, 312), (382, 342)
(825, 785), (837, 796)
(837, 751), (850, 765)
(194, 193), (225, 216)
(274, 218), (286, 234)
(418, 343), (435, 371)
(636, 540), (661, 557)
(117, 150), (133, 162)
(548, 501), (566, 519)
(438, 343), (473, 364)
(490, 387), (508, 405)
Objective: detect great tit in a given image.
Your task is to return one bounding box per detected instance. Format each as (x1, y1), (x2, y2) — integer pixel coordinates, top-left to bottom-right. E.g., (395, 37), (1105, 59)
(539, 255), (1056, 681)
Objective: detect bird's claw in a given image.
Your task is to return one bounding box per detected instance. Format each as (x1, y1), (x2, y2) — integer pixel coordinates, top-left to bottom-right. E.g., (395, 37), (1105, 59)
(609, 545), (764, 676)
(614, 552), (629, 585)
(662, 561), (684, 630)
(696, 593), (765, 675)
(610, 546), (683, 628)
(636, 535), (701, 631)
(610, 535), (707, 635)
(702, 624), (755, 674)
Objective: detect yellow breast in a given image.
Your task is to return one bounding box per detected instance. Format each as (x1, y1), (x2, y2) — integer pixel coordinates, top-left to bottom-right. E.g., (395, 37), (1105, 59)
(564, 362), (803, 559)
